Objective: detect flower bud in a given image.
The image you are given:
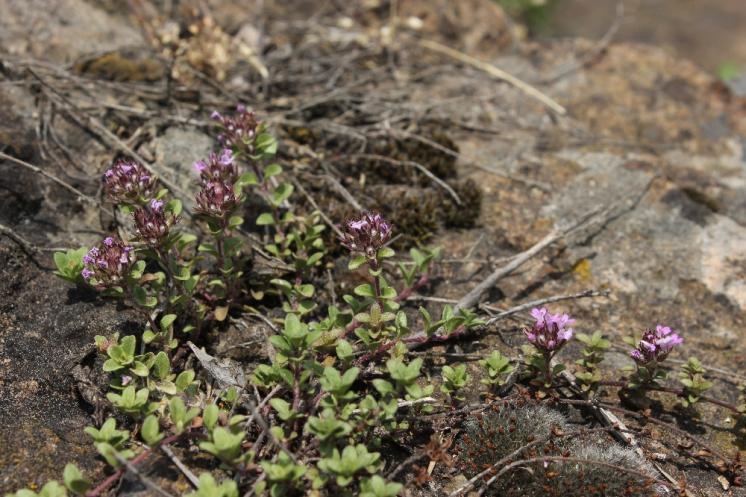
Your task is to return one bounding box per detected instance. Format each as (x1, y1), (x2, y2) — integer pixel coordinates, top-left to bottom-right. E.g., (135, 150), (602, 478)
(211, 105), (260, 154)
(133, 199), (178, 246)
(340, 212), (392, 259)
(103, 159), (155, 204)
(194, 148), (238, 185)
(82, 236), (136, 289)
(195, 181), (239, 219)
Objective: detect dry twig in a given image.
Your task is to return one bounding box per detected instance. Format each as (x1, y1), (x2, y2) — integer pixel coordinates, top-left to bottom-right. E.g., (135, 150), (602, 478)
(419, 39), (567, 115)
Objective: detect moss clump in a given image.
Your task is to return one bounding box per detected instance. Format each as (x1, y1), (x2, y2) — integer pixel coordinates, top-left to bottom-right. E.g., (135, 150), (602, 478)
(457, 400), (661, 497)
(369, 185), (441, 248)
(442, 178), (482, 228)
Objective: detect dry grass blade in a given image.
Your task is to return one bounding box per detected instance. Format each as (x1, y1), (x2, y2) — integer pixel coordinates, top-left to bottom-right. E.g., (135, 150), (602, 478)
(419, 39), (567, 115)
(0, 151), (97, 205)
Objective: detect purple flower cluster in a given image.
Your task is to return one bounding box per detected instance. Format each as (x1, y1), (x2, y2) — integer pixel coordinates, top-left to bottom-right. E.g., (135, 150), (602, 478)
(134, 199), (177, 246)
(524, 307), (575, 353)
(340, 212), (392, 258)
(630, 325), (683, 364)
(103, 159), (155, 204)
(211, 105), (259, 153)
(81, 236), (135, 288)
(195, 181), (239, 219)
(194, 149), (238, 185)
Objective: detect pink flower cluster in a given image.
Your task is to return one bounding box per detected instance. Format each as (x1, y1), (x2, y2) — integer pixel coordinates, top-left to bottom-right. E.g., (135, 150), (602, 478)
(194, 149), (237, 185)
(211, 104), (259, 153)
(195, 181), (238, 219)
(103, 159), (155, 204)
(134, 199), (177, 246)
(339, 212), (392, 259)
(195, 115), (244, 219)
(81, 236), (135, 288)
(630, 325), (683, 364)
(524, 307), (575, 352)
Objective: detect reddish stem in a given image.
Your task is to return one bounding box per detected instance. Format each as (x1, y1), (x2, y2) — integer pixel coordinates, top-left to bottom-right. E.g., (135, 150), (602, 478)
(395, 273), (429, 302)
(599, 380), (740, 412)
(85, 433), (182, 497)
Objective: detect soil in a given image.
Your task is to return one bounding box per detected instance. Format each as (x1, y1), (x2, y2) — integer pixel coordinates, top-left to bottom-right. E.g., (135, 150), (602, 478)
(0, 0), (745, 495)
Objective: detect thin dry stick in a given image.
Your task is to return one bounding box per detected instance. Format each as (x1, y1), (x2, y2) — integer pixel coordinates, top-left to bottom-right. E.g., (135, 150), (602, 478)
(160, 444), (200, 488)
(557, 368), (689, 495)
(478, 455), (665, 497)
(482, 289), (609, 326)
(453, 230), (558, 314)
(321, 170), (365, 211)
(0, 224), (68, 255)
(0, 151), (96, 204)
(558, 399), (732, 465)
(346, 153), (461, 204)
(112, 452), (176, 497)
(28, 70), (192, 206)
(291, 178), (345, 238)
(419, 39), (567, 115)
(448, 425), (640, 497)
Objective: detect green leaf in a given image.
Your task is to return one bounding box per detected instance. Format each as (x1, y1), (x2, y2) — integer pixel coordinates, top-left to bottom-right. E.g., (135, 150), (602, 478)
(237, 171), (259, 187)
(102, 359), (124, 372)
(271, 183), (294, 206)
(160, 314), (177, 330)
(336, 340), (354, 362)
(377, 247), (395, 259)
(264, 163), (283, 178)
(256, 212), (275, 225)
(63, 463), (90, 494)
(228, 215), (244, 229)
(141, 415), (164, 446)
(142, 329), (156, 344)
(348, 254), (367, 271)
(203, 404), (219, 431)
(130, 361), (150, 377)
(269, 398), (295, 421)
(354, 284), (376, 298)
(255, 133), (278, 157)
(166, 199), (182, 217)
(152, 352), (170, 380)
(175, 370), (196, 391)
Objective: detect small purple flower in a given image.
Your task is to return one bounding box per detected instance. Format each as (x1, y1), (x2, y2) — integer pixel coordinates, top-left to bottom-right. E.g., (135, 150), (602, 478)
(524, 307), (575, 353)
(630, 325), (683, 364)
(195, 181), (239, 219)
(211, 106), (260, 153)
(339, 212), (392, 259)
(134, 200), (177, 246)
(194, 149), (238, 185)
(81, 236), (136, 290)
(103, 159), (156, 204)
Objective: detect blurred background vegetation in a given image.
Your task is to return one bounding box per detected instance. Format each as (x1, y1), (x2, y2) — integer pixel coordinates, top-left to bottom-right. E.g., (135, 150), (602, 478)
(497, 0), (746, 81)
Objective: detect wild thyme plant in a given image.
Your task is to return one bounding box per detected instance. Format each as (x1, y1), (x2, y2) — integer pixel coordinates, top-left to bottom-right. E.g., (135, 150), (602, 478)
(37, 105), (496, 497)
(574, 330), (610, 394)
(522, 307), (575, 388)
(677, 357), (713, 409)
(32, 104), (742, 497)
(623, 325), (683, 394)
